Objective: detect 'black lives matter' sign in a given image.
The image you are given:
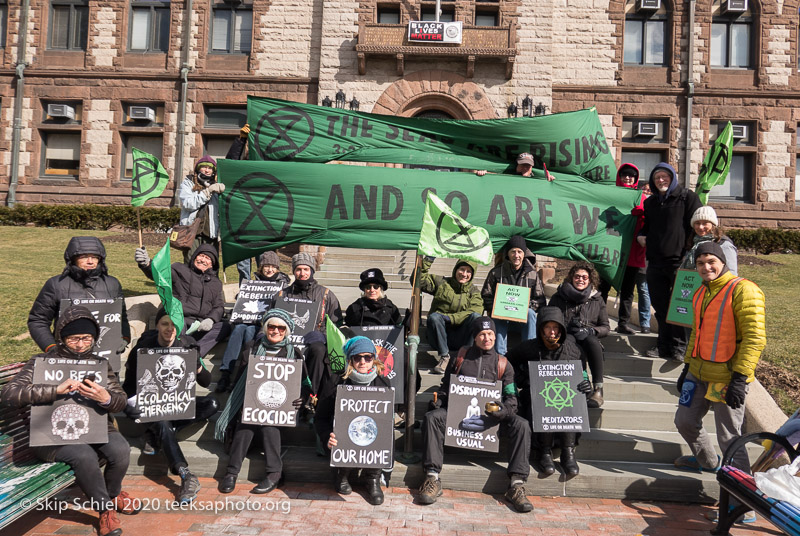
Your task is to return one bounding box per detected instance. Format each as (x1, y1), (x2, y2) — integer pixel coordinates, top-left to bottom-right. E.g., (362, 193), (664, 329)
(529, 359), (589, 433)
(349, 326), (405, 404)
(273, 294), (322, 352)
(241, 353), (302, 427)
(60, 298), (124, 372)
(30, 357), (108, 447)
(444, 375), (502, 453)
(135, 347), (197, 423)
(230, 280), (285, 324)
(330, 385), (394, 469)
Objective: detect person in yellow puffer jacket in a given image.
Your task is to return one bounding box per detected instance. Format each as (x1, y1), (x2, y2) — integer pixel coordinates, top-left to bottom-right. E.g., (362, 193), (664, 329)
(674, 241), (766, 476)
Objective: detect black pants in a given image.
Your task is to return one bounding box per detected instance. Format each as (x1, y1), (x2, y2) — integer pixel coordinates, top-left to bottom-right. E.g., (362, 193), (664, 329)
(192, 321), (232, 358)
(599, 265), (641, 325)
(44, 430), (130, 511)
(576, 334), (604, 383)
(533, 432), (577, 451)
(646, 264), (687, 356)
(152, 395), (219, 474)
(422, 408), (531, 479)
(226, 422), (282, 476)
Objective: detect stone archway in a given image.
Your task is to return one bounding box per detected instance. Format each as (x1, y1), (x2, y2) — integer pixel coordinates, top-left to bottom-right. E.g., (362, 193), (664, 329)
(372, 70), (497, 120)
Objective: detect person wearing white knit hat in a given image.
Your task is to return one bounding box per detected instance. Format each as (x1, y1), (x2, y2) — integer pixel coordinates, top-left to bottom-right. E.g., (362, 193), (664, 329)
(683, 206), (738, 276)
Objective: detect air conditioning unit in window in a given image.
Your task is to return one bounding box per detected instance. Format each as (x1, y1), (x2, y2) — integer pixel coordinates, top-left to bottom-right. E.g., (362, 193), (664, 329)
(47, 104), (75, 120)
(731, 124), (748, 140)
(129, 106), (156, 122)
(636, 0), (661, 11)
(636, 121), (659, 137)
(723, 0), (747, 13)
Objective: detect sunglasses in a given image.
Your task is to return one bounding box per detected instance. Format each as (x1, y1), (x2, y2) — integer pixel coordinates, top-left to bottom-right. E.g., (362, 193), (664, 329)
(352, 354), (375, 363)
(65, 335), (94, 344)
(573, 274), (590, 281)
(364, 283), (382, 290)
(266, 324), (287, 333)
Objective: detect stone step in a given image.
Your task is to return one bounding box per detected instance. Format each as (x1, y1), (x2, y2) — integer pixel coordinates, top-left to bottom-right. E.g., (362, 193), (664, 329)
(587, 400), (717, 433)
(600, 375), (683, 404)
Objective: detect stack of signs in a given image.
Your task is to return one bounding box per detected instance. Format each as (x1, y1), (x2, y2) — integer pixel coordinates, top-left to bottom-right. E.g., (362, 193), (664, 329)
(330, 385), (394, 469)
(350, 325), (405, 403)
(230, 280), (284, 324)
(528, 359), (589, 433)
(491, 284), (531, 323)
(60, 298), (124, 372)
(135, 347), (197, 422)
(30, 357), (108, 447)
(241, 354), (302, 427)
(273, 294), (322, 352)
(667, 269), (702, 327)
(444, 375), (502, 453)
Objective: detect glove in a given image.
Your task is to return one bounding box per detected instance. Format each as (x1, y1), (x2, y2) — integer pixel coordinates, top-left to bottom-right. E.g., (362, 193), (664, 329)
(576, 380), (593, 394)
(117, 341), (128, 355)
(423, 256), (436, 263)
(486, 401), (510, 421)
(124, 403), (141, 421)
(725, 372), (748, 409)
(574, 327), (592, 342)
(206, 182), (226, 195)
(198, 318), (214, 332)
(292, 397), (304, 409)
(134, 247), (150, 267)
(428, 396), (443, 411)
(240, 124), (250, 138)
(677, 364), (689, 393)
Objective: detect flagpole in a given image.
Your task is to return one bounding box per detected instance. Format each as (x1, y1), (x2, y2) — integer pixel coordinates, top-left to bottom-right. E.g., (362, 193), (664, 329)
(136, 207), (143, 248)
(398, 253), (423, 464)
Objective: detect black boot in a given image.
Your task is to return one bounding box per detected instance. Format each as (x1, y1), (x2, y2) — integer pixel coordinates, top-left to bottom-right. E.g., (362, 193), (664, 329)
(538, 450), (556, 476)
(365, 477), (384, 505)
(335, 469), (352, 495)
(215, 370), (232, 393)
(561, 447), (579, 477)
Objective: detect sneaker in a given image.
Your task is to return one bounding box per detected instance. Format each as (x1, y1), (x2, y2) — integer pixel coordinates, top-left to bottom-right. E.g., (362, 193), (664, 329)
(141, 429), (158, 455)
(706, 507), (757, 524)
(178, 471), (201, 504)
(640, 327), (651, 334)
(671, 350), (686, 363)
(504, 484), (533, 513)
(112, 491), (142, 515)
(417, 475), (442, 505)
(98, 509), (122, 536)
(616, 323), (636, 335)
(432, 355), (450, 375)
(674, 455), (721, 473)
(645, 346), (662, 358)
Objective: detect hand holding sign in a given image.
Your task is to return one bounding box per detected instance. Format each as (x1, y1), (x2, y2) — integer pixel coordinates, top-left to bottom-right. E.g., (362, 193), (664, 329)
(77, 378), (111, 405)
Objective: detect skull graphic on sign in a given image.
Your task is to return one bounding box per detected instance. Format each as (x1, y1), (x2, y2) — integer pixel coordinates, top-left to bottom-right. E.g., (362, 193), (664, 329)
(155, 354), (186, 393)
(51, 404), (90, 441)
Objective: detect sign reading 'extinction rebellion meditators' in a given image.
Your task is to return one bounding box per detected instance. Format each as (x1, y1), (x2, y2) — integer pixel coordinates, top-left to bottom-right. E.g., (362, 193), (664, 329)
(242, 353), (302, 427)
(349, 326), (405, 404)
(218, 160), (640, 288)
(60, 298), (124, 372)
(330, 385), (394, 469)
(230, 280), (284, 324)
(528, 359), (589, 433)
(135, 347), (197, 423)
(30, 357), (108, 447)
(444, 375), (502, 453)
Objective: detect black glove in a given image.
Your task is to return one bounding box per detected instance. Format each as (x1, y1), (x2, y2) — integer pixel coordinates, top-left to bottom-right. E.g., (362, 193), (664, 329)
(576, 380), (593, 394)
(725, 372), (748, 409)
(486, 401), (510, 421)
(677, 365), (689, 393)
(292, 397), (304, 409)
(124, 404), (141, 421)
(428, 396), (443, 411)
(574, 327), (592, 342)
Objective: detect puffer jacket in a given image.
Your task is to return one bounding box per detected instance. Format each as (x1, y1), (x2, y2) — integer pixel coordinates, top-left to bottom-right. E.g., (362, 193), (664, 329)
(414, 257), (483, 325)
(685, 271), (766, 384)
(617, 163), (646, 269)
(139, 244), (225, 324)
(481, 256), (546, 314)
(28, 236), (130, 352)
(548, 284), (610, 337)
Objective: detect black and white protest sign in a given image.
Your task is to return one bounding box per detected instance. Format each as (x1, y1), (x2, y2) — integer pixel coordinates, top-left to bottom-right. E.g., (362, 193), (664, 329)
(528, 359), (590, 433)
(444, 374), (502, 453)
(241, 353), (302, 427)
(349, 326), (405, 403)
(330, 384), (394, 469)
(30, 357), (108, 447)
(230, 280), (284, 324)
(134, 347), (197, 423)
(273, 294), (322, 352)
(60, 298), (124, 372)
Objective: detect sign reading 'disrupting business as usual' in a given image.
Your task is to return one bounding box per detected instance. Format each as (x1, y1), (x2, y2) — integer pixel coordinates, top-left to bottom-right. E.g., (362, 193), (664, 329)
(528, 359), (589, 433)
(330, 385), (394, 469)
(444, 374), (502, 453)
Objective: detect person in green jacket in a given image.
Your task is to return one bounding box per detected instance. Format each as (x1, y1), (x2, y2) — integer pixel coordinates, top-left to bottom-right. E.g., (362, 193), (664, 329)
(413, 256), (483, 373)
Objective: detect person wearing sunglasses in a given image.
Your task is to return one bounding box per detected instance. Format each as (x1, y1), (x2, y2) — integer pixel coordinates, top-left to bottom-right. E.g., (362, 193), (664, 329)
(216, 308), (309, 495)
(323, 336), (390, 505)
(345, 268), (402, 327)
(548, 262), (610, 408)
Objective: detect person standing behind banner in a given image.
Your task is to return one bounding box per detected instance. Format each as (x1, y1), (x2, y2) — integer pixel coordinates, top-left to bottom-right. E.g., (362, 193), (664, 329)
(28, 236), (131, 354)
(325, 336), (391, 505)
(474, 152), (556, 181)
(637, 182), (653, 334)
(216, 251), (292, 393)
(122, 308), (218, 504)
(225, 124), (257, 284)
(178, 155), (225, 263)
(481, 235), (546, 355)
(2, 306), (139, 536)
(681, 205), (739, 276)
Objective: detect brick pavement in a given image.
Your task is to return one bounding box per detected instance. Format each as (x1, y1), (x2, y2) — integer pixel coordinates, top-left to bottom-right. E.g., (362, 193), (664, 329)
(6, 476), (783, 536)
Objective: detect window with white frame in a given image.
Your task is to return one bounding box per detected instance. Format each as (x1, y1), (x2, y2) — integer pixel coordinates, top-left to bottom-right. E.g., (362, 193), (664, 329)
(122, 135), (164, 180)
(708, 120), (755, 202)
(49, 0), (89, 50)
(377, 4), (400, 23)
(42, 132), (81, 177)
(623, 0), (667, 66)
(210, 1), (252, 54)
(710, 0), (752, 68)
(129, 1), (170, 52)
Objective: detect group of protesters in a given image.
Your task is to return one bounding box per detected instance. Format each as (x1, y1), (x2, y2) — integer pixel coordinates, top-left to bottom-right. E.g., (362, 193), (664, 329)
(1, 149), (767, 535)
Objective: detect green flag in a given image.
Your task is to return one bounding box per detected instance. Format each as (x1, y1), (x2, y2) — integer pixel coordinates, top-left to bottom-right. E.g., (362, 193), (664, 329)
(131, 147), (170, 207)
(695, 122), (733, 205)
(151, 239), (184, 338)
(418, 192), (494, 265)
(326, 317), (347, 375)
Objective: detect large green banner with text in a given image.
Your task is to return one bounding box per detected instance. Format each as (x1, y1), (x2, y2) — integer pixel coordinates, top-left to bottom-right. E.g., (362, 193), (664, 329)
(247, 97), (617, 183)
(218, 160), (640, 286)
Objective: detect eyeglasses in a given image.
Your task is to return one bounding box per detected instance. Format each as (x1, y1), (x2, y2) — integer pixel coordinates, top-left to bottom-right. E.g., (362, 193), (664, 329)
(64, 335), (94, 345)
(573, 274), (590, 281)
(266, 324), (287, 333)
(364, 284), (381, 290)
(352, 354), (375, 363)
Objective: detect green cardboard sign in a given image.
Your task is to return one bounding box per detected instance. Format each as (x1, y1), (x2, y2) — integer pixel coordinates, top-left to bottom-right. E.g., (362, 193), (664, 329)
(491, 283), (531, 323)
(667, 269), (702, 327)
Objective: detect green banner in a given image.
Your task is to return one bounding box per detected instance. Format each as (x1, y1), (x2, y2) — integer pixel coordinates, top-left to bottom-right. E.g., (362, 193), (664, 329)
(152, 240), (184, 338)
(131, 147), (169, 207)
(247, 97), (617, 183)
(696, 122), (733, 205)
(218, 160), (640, 286)
(418, 192), (493, 265)
(666, 268), (702, 327)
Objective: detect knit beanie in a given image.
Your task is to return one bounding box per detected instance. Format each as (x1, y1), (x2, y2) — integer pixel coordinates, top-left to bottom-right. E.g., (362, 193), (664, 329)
(261, 308), (295, 334)
(258, 251), (280, 268)
(506, 235), (527, 253)
(690, 206), (719, 227)
(292, 252), (316, 273)
(154, 307), (168, 324)
(60, 317), (99, 339)
(694, 241), (727, 265)
(471, 316), (496, 339)
(344, 336), (377, 360)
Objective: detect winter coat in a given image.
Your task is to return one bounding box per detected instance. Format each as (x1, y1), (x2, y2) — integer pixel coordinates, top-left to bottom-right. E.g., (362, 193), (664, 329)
(548, 284), (610, 338)
(685, 271), (766, 384)
(640, 163), (703, 268)
(178, 175), (219, 238)
(122, 331), (209, 397)
(616, 163), (647, 269)
(275, 278), (342, 329)
(255, 270), (291, 287)
(681, 236), (739, 277)
(481, 257), (546, 314)
(414, 257), (483, 326)
(345, 297), (402, 327)
(435, 345), (519, 415)
(138, 244), (225, 324)
(28, 236), (130, 352)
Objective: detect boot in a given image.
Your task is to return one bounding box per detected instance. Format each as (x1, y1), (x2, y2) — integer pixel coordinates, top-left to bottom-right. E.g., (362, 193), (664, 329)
(215, 370), (232, 393)
(433, 354), (450, 374)
(561, 446), (580, 477)
(616, 323), (636, 335)
(587, 386), (604, 408)
(538, 449), (556, 476)
(365, 477), (384, 505)
(418, 474), (442, 505)
(98, 510), (122, 536)
(335, 469), (352, 495)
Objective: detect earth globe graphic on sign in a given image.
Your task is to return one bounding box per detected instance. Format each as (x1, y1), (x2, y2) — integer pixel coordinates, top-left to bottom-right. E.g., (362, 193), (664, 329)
(348, 416), (378, 446)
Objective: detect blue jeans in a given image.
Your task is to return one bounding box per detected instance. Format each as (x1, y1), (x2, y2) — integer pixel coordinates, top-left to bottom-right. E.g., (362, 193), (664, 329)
(635, 272), (651, 329)
(426, 312), (480, 357)
(494, 308), (537, 355)
(237, 259), (253, 285)
(221, 323), (257, 371)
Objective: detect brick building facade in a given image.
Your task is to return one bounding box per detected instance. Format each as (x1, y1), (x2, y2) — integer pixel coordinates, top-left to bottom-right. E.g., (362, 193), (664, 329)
(1, 0), (798, 227)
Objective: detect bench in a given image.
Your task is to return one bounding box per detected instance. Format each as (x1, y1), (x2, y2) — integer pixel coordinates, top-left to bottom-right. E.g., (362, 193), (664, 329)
(713, 431), (800, 536)
(0, 363), (76, 530)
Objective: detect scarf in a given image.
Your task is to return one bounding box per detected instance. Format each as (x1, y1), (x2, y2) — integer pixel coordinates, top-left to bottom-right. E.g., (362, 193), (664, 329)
(293, 277), (316, 292)
(349, 368), (378, 385)
(558, 281), (593, 304)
